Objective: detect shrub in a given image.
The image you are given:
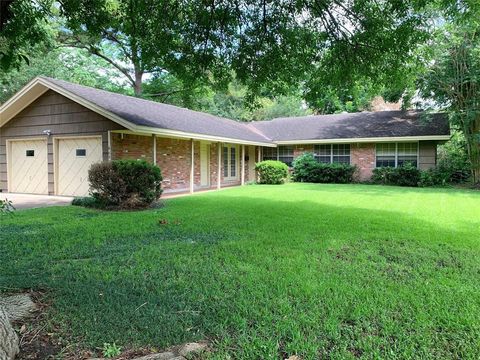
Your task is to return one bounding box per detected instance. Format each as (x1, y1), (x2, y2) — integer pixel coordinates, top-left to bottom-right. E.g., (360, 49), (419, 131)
(291, 152), (318, 182)
(436, 133), (471, 184)
(255, 160), (289, 184)
(0, 199), (15, 214)
(371, 167), (396, 185)
(292, 152), (356, 183)
(72, 196), (105, 208)
(372, 162), (421, 187)
(88, 159), (162, 209)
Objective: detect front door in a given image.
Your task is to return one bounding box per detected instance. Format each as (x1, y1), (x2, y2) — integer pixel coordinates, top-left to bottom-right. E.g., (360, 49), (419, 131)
(200, 143), (210, 187)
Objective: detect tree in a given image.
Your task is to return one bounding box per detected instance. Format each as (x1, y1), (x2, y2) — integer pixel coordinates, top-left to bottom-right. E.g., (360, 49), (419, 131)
(0, 47), (127, 104)
(0, 0), (52, 71)
(52, 0), (432, 99)
(419, 24), (480, 184)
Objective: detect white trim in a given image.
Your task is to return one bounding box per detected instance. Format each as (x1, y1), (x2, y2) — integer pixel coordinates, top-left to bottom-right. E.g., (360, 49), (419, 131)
(374, 141), (420, 169)
(0, 77), (274, 147)
(275, 135), (451, 145)
(217, 142), (222, 190)
(222, 144), (239, 181)
(153, 134), (157, 165)
(0, 77), (450, 148)
(241, 145), (245, 186)
(190, 139), (195, 194)
(107, 130), (112, 161)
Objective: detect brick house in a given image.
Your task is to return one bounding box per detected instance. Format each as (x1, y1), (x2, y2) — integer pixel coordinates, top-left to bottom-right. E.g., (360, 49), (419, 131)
(0, 77), (450, 196)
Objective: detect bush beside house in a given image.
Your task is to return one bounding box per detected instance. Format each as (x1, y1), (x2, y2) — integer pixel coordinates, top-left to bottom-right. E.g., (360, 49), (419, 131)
(292, 153), (356, 184)
(255, 161), (289, 184)
(74, 160), (162, 209)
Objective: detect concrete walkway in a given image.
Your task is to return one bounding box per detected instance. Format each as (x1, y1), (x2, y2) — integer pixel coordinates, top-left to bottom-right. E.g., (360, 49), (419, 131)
(0, 193), (74, 210)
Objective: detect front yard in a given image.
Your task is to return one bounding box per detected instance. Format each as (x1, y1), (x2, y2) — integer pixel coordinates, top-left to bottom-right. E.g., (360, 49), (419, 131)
(1, 184), (480, 359)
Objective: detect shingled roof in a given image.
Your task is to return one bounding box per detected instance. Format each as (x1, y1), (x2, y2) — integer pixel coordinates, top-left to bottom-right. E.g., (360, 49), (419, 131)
(1, 77), (450, 144)
(40, 77), (271, 144)
(249, 111), (450, 142)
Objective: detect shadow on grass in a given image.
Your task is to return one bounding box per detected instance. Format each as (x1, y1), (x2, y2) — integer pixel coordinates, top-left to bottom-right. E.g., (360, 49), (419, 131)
(1, 192), (479, 358)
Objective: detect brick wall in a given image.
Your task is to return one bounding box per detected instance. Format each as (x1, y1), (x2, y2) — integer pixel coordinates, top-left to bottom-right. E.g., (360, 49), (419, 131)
(112, 134), (255, 192)
(111, 133), (154, 162)
(156, 137), (192, 192)
(262, 143), (376, 181)
(350, 143), (375, 181)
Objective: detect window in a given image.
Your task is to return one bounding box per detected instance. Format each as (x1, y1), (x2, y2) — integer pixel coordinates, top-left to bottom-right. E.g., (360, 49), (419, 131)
(397, 143), (418, 167)
(26, 150), (35, 157)
(314, 144), (350, 164)
(376, 143), (418, 168)
(262, 147), (277, 161)
(278, 146), (294, 166)
(333, 144), (350, 164)
(223, 145), (237, 179)
(76, 149), (87, 157)
(375, 143), (396, 167)
(314, 144), (331, 163)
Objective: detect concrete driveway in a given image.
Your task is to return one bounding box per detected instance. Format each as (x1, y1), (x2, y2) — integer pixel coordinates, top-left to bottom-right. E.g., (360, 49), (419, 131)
(0, 193), (73, 210)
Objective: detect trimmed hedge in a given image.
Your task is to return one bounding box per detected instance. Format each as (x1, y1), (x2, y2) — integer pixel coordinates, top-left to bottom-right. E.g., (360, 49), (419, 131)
(88, 159), (162, 209)
(372, 162), (421, 187)
(255, 160), (289, 184)
(292, 152), (356, 183)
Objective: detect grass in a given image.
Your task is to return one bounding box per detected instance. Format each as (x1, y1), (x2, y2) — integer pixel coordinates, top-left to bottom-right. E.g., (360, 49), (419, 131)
(1, 183), (480, 359)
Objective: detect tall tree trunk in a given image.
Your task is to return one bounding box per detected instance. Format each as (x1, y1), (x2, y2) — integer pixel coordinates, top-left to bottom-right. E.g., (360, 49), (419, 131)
(133, 68), (143, 96)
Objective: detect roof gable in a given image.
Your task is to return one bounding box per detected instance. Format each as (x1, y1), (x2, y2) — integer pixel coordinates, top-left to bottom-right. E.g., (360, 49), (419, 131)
(0, 77), (450, 145)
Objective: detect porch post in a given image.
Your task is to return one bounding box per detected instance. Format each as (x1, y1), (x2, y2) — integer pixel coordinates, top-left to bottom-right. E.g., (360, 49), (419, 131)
(107, 130), (112, 161)
(241, 145), (245, 185)
(217, 142), (222, 189)
(190, 139), (195, 194)
(152, 135), (157, 165)
(257, 146), (261, 162)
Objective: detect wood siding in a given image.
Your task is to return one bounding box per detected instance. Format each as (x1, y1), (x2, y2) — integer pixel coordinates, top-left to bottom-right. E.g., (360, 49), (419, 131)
(419, 141), (437, 170)
(0, 90), (125, 194)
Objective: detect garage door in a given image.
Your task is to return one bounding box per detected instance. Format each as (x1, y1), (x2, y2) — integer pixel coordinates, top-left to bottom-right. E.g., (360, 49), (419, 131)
(57, 137), (102, 196)
(9, 139), (48, 194)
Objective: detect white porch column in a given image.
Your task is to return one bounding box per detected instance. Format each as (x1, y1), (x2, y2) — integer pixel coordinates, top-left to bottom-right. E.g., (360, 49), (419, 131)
(257, 146), (261, 162)
(190, 139), (195, 194)
(241, 144), (245, 185)
(107, 130), (112, 161)
(217, 142), (222, 189)
(152, 135), (157, 165)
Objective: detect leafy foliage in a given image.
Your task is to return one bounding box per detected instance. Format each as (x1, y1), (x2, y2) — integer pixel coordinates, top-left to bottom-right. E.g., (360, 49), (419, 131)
(255, 161), (289, 185)
(419, 20), (480, 184)
(88, 160), (162, 209)
(372, 163), (421, 187)
(292, 153), (356, 183)
(0, 0), (53, 70)
(0, 199), (15, 214)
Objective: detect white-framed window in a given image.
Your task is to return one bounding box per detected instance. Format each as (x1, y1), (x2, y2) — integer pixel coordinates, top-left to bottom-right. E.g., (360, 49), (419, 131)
(261, 146), (294, 166)
(278, 146), (294, 166)
(313, 144), (351, 164)
(376, 142), (418, 168)
(223, 145), (238, 180)
(262, 147), (277, 161)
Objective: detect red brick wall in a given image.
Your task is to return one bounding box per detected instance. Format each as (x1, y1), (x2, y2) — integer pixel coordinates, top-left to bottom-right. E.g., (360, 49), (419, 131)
(111, 133), (154, 162)
(263, 143), (376, 181)
(156, 137), (192, 192)
(350, 143), (375, 181)
(112, 134), (254, 192)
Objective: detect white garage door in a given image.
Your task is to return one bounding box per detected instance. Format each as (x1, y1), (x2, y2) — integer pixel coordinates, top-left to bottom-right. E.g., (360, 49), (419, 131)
(57, 137), (102, 196)
(9, 139), (48, 194)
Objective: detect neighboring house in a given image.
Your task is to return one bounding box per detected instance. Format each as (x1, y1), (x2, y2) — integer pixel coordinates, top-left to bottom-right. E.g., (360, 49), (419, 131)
(0, 77), (450, 197)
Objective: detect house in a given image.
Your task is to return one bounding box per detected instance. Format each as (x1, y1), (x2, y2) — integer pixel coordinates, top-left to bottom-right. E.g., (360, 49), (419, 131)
(0, 77), (450, 197)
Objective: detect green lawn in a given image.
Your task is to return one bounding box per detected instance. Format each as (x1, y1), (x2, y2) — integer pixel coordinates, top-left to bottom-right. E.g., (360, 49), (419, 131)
(1, 184), (480, 359)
